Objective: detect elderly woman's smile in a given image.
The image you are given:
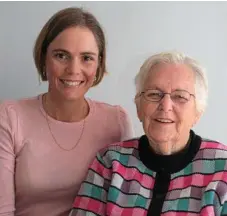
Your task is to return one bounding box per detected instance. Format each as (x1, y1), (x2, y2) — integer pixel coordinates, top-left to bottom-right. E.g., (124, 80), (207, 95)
(154, 118), (174, 123)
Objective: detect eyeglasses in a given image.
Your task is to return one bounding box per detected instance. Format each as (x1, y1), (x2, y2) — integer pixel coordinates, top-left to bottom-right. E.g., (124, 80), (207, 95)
(140, 89), (195, 104)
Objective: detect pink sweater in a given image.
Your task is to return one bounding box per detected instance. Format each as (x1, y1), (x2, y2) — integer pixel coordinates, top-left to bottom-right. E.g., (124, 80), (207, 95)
(0, 94), (134, 216)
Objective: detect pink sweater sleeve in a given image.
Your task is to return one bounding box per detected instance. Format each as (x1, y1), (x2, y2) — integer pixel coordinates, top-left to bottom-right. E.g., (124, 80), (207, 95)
(117, 106), (134, 141)
(0, 102), (17, 216)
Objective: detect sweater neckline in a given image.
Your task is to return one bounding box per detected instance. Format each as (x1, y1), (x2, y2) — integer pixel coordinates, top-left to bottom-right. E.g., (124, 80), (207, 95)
(38, 94), (95, 125)
(138, 130), (201, 173)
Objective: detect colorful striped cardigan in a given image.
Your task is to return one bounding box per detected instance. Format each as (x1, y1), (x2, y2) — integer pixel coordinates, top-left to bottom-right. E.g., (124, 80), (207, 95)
(70, 131), (227, 216)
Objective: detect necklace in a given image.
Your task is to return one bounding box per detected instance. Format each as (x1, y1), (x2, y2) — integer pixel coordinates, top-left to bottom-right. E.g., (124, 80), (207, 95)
(43, 95), (86, 151)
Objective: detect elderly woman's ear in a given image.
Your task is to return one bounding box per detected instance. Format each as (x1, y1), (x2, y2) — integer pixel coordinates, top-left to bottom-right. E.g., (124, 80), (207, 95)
(134, 95), (142, 122)
(192, 111), (203, 127)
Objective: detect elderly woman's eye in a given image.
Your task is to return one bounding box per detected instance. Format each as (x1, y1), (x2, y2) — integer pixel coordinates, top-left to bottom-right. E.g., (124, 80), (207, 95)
(176, 95), (185, 98)
(148, 93), (162, 98)
(173, 94), (188, 102)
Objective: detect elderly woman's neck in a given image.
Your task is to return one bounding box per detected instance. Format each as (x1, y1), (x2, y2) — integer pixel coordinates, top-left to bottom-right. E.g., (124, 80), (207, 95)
(148, 132), (191, 156)
(43, 93), (89, 122)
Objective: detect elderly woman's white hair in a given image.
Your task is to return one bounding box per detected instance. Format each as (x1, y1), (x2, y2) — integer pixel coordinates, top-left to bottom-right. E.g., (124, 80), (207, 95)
(134, 51), (208, 113)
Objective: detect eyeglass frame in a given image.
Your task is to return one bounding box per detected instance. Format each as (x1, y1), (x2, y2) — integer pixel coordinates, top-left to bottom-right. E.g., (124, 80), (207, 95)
(139, 89), (196, 103)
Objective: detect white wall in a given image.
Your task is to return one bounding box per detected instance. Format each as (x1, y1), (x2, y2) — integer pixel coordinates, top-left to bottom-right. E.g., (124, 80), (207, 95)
(1, 1), (227, 143)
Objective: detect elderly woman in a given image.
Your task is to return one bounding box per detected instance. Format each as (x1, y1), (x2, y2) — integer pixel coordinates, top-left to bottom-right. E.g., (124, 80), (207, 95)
(70, 51), (227, 216)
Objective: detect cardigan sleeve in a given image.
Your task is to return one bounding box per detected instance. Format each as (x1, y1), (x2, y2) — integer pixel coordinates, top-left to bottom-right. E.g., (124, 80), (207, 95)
(69, 152), (112, 216)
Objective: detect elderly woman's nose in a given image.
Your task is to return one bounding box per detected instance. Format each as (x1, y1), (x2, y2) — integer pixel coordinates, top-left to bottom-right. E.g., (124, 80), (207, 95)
(159, 94), (173, 111)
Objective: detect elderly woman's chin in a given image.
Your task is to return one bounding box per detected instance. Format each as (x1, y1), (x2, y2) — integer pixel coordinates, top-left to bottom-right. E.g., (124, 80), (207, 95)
(145, 124), (179, 155)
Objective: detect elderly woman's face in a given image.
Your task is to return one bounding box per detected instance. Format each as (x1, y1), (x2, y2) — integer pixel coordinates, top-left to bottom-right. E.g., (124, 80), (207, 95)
(137, 63), (201, 153)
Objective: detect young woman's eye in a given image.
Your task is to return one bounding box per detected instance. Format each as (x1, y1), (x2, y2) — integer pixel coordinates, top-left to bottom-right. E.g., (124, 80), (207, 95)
(54, 53), (69, 61)
(83, 55), (94, 62)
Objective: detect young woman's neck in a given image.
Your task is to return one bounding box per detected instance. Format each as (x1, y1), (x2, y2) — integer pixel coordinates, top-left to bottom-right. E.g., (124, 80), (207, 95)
(43, 93), (89, 122)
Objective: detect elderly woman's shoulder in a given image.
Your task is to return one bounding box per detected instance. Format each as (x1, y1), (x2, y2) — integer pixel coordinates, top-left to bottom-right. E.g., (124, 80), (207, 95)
(98, 137), (140, 158)
(200, 137), (227, 159)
